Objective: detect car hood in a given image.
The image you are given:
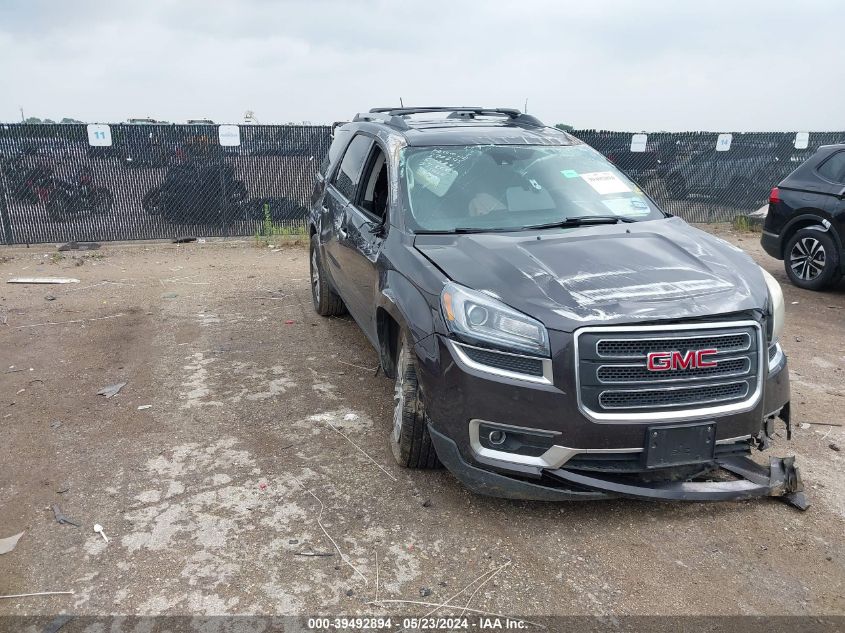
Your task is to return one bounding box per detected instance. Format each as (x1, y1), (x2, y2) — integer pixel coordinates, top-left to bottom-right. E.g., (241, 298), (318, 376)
(414, 217), (767, 332)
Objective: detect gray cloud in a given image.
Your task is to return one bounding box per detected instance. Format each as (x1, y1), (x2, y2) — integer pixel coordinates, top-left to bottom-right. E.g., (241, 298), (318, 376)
(1, 0), (842, 130)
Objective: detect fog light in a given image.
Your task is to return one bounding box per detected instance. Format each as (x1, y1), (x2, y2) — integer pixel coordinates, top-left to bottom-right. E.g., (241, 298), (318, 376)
(488, 430), (507, 445)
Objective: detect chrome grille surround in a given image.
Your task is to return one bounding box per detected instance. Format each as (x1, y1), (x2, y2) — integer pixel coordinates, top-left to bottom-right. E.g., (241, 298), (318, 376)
(574, 321), (765, 423)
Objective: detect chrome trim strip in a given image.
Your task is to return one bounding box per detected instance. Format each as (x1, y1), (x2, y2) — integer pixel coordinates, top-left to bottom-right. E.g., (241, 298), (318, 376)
(574, 320), (765, 423)
(715, 434), (752, 445)
(595, 331), (751, 359)
(596, 355), (751, 384)
(448, 339), (553, 385)
(468, 419), (641, 470)
(768, 342), (784, 373)
(598, 380), (750, 410)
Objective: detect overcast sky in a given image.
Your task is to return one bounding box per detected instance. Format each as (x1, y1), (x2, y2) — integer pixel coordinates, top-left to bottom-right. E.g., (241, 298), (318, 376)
(0, 0), (842, 131)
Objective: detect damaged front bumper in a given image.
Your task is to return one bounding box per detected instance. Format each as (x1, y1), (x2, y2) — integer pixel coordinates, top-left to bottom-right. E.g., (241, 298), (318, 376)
(428, 414), (808, 510)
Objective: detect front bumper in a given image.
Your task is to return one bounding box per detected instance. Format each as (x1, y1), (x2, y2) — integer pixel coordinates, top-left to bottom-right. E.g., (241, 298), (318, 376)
(417, 330), (799, 506)
(429, 423), (807, 508)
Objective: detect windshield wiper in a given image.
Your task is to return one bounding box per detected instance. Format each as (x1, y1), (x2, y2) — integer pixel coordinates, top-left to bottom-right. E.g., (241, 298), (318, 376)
(523, 215), (636, 230)
(414, 216), (636, 235)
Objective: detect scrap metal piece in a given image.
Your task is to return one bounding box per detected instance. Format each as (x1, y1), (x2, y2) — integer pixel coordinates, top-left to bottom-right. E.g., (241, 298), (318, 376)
(96, 382), (126, 398)
(0, 531), (24, 555)
(51, 505), (80, 527)
(7, 278), (80, 285)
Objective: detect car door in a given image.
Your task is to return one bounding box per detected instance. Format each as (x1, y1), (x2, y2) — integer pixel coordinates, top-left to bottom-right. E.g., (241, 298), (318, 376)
(814, 149), (845, 243)
(321, 134), (373, 311)
(335, 141), (390, 344)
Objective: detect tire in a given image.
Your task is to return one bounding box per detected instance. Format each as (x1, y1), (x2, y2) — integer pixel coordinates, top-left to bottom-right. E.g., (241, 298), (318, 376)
(666, 172), (688, 199)
(142, 188), (162, 215)
(390, 333), (440, 469)
(46, 190), (70, 222)
(309, 234), (346, 316)
(783, 227), (842, 291)
(93, 188), (113, 215)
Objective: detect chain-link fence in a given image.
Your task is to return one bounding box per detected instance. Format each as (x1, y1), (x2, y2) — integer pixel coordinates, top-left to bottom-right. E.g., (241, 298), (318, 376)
(0, 123), (330, 244)
(574, 130), (845, 222)
(0, 123), (842, 245)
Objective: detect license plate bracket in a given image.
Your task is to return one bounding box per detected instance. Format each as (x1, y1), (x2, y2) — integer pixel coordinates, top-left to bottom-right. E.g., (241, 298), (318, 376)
(644, 421), (716, 469)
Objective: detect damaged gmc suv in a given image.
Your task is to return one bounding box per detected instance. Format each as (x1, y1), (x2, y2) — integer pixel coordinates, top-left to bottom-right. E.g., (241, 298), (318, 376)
(308, 107), (805, 509)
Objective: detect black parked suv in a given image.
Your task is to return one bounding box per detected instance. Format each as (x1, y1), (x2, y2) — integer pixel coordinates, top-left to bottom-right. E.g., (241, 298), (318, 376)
(761, 143), (845, 290)
(309, 107), (804, 507)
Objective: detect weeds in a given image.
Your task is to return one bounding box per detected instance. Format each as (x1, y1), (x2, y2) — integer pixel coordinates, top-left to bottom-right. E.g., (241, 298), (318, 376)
(731, 214), (760, 233)
(255, 203), (307, 247)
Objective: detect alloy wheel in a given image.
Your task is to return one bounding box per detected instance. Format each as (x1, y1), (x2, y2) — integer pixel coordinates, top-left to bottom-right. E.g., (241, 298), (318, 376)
(311, 249), (320, 304)
(789, 237), (826, 281)
(393, 344), (408, 443)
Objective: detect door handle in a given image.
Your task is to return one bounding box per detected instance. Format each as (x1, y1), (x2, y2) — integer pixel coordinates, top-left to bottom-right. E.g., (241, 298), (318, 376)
(338, 208), (349, 239)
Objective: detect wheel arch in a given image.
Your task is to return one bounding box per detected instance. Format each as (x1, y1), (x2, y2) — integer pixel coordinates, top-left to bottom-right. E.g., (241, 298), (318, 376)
(376, 271), (437, 379)
(780, 211), (842, 258)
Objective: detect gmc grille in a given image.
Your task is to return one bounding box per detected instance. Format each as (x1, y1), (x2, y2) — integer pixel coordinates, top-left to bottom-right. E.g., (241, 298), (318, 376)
(576, 323), (763, 420)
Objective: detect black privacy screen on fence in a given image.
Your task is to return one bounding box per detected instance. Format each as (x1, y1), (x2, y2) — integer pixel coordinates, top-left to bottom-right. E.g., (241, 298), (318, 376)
(0, 123), (331, 245)
(0, 122), (842, 245)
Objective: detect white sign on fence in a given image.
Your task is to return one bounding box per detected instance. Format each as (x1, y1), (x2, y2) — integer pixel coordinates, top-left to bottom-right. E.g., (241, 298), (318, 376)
(716, 133), (732, 152)
(87, 124), (112, 147)
(794, 132), (809, 150)
(218, 125), (241, 147)
(630, 133), (648, 152)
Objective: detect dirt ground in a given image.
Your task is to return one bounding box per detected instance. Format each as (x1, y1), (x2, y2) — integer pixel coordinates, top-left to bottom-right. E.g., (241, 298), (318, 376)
(0, 224), (843, 620)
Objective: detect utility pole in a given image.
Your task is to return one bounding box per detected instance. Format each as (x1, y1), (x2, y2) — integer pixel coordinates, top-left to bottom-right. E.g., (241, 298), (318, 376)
(19, 107), (24, 122)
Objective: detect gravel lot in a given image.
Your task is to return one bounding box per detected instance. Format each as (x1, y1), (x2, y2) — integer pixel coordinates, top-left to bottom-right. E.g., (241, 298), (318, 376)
(0, 224), (843, 620)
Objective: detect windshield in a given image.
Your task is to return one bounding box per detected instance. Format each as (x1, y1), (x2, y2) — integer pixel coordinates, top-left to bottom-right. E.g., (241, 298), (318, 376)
(400, 144), (665, 232)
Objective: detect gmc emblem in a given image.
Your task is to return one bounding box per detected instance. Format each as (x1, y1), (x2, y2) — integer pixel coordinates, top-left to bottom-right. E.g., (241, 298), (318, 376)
(647, 349), (718, 371)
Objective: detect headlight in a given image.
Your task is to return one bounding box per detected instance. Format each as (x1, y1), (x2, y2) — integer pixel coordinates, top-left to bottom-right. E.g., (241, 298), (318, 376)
(440, 282), (550, 356)
(760, 268), (785, 343)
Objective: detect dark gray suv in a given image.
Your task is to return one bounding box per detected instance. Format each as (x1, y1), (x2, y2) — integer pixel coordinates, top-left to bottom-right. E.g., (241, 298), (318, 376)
(308, 107), (804, 508)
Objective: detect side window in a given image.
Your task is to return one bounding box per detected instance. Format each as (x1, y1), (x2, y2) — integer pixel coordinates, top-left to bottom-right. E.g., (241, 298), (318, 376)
(319, 129), (351, 177)
(359, 146), (389, 222)
(332, 135), (372, 200)
(817, 151), (845, 184)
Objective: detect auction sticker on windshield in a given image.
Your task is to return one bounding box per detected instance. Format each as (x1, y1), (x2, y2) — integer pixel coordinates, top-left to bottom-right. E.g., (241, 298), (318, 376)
(580, 171), (631, 195)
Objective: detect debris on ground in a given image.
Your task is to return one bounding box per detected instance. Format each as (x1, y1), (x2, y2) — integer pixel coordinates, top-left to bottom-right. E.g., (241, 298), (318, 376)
(96, 382), (126, 398)
(137, 405), (152, 410)
(0, 531), (24, 555)
(422, 499), (432, 508)
(420, 587), (432, 597)
(295, 551), (334, 557)
(51, 505), (80, 527)
(7, 277), (80, 285)
(56, 486), (70, 494)
(830, 443), (841, 452)
(173, 236), (198, 244)
(161, 292), (178, 299)
(0, 591), (74, 600)
(58, 241), (100, 252)
(93, 524), (109, 542)
(44, 294), (56, 301)
(346, 589), (354, 597)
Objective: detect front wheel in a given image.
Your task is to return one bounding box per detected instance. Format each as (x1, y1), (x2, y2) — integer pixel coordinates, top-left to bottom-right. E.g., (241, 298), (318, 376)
(93, 188), (113, 215)
(46, 190), (70, 222)
(390, 334), (440, 469)
(784, 227), (842, 290)
(309, 234), (346, 316)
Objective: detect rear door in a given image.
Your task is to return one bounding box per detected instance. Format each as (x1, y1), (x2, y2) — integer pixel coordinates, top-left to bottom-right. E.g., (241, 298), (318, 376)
(321, 134), (373, 313)
(814, 150), (845, 242)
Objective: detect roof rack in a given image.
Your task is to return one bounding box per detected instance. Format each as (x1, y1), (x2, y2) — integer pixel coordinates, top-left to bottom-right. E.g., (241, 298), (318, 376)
(352, 107), (545, 131)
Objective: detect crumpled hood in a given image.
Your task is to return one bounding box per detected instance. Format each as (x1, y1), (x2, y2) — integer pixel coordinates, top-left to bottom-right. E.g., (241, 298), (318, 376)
(414, 217), (767, 332)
